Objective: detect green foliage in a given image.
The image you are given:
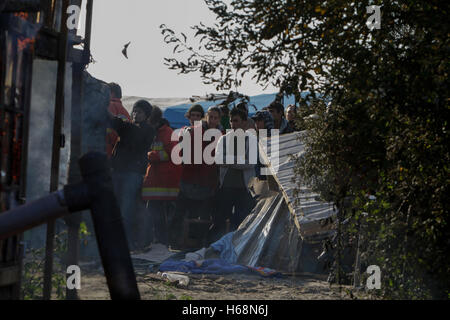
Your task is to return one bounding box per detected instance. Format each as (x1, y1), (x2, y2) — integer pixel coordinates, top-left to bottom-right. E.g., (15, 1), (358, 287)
(21, 222), (91, 300)
(21, 231), (67, 300)
(161, 0), (450, 299)
(79, 221), (91, 246)
(79, 221), (89, 237)
(165, 293), (177, 300)
(21, 247), (45, 300)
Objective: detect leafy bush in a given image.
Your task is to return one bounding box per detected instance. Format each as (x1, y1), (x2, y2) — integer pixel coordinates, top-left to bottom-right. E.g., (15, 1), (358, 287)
(21, 222), (91, 300)
(161, 0), (450, 298)
(21, 231), (67, 300)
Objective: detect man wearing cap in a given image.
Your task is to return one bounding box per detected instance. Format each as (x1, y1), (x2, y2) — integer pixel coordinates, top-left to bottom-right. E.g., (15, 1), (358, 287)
(267, 101), (294, 134)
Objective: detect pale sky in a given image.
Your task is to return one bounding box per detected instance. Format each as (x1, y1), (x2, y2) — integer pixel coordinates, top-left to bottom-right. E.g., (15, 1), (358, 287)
(79, 0), (276, 98)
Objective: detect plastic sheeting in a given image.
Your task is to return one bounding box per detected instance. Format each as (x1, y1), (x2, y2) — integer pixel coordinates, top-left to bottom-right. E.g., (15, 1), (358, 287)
(210, 232), (237, 264)
(131, 244), (176, 263)
(230, 192), (306, 273)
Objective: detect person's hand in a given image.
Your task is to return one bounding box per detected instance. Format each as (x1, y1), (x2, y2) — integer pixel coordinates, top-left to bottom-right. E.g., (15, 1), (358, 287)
(218, 91), (236, 108)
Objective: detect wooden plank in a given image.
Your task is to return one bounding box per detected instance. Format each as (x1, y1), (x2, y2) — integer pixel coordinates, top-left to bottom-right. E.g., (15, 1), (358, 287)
(35, 29), (85, 63)
(43, 0), (70, 300)
(3, 0), (41, 12)
(35, 28), (59, 59)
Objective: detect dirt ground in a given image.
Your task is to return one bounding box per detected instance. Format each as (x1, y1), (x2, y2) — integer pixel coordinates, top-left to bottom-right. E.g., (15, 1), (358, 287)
(78, 267), (367, 300)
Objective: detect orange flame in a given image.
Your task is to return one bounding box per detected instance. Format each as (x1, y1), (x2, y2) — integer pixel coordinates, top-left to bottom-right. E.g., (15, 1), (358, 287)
(18, 37), (36, 51)
(14, 12), (29, 20)
(13, 12), (36, 51)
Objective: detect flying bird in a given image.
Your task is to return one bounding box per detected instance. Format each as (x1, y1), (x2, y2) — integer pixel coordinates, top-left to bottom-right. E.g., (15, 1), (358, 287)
(122, 41), (131, 59)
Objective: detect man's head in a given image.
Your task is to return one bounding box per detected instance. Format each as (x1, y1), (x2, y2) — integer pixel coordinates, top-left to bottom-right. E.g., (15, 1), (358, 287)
(236, 102), (249, 116)
(185, 104), (205, 125)
(252, 110), (274, 131)
(108, 82), (122, 99)
(229, 107), (247, 130)
(286, 104), (297, 122)
(220, 105), (229, 117)
(267, 101), (285, 122)
(206, 106), (221, 129)
(149, 106), (163, 127)
(132, 100), (153, 124)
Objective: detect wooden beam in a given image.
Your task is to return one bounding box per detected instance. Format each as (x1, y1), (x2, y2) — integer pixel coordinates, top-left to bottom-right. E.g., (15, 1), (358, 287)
(64, 0), (93, 300)
(2, 0), (41, 12)
(43, 0), (70, 300)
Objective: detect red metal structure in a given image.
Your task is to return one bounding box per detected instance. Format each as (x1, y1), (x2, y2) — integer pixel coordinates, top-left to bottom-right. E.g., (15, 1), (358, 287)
(0, 0), (39, 300)
(0, 0), (92, 300)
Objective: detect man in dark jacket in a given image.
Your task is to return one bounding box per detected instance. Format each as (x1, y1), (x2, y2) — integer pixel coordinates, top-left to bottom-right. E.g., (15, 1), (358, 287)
(267, 101), (294, 134)
(109, 99), (155, 250)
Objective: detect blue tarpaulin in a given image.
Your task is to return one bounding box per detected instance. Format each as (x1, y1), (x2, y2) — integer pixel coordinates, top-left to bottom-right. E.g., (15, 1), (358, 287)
(210, 232), (237, 264)
(159, 259), (281, 277)
(160, 259), (249, 275)
(159, 231), (282, 277)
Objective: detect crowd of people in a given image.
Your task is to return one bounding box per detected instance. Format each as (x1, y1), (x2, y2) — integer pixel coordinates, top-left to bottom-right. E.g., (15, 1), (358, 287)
(106, 83), (302, 251)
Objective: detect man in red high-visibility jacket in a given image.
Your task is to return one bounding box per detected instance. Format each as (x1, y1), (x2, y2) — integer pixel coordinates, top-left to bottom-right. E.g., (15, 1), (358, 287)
(107, 83), (131, 158)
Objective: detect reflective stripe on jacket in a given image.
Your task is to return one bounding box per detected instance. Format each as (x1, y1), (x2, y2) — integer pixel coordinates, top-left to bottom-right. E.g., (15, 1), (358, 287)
(142, 122), (182, 200)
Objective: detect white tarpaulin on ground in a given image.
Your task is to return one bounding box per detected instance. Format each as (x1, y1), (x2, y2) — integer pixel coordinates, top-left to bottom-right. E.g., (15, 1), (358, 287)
(131, 244), (176, 263)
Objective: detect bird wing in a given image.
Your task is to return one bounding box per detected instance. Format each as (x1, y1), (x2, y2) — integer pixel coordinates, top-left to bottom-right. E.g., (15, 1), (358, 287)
(122, 41), (131, 59)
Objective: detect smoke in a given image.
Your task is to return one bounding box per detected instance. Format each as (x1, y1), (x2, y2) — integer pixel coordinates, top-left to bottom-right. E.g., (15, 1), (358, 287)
(78, 71), (110, 259)
(81, 71), (110, 154)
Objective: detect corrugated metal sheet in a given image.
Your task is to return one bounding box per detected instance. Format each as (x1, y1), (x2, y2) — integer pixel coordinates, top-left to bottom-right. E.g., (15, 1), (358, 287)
(259, 131), (337, 241)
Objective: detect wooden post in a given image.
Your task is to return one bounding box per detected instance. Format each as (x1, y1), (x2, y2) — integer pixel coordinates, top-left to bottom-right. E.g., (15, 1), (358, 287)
(42, 0), (70, 300)
(353, 220), (362, 288)
(64, 59), (82, 300)
(64, 0), (93, 300)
